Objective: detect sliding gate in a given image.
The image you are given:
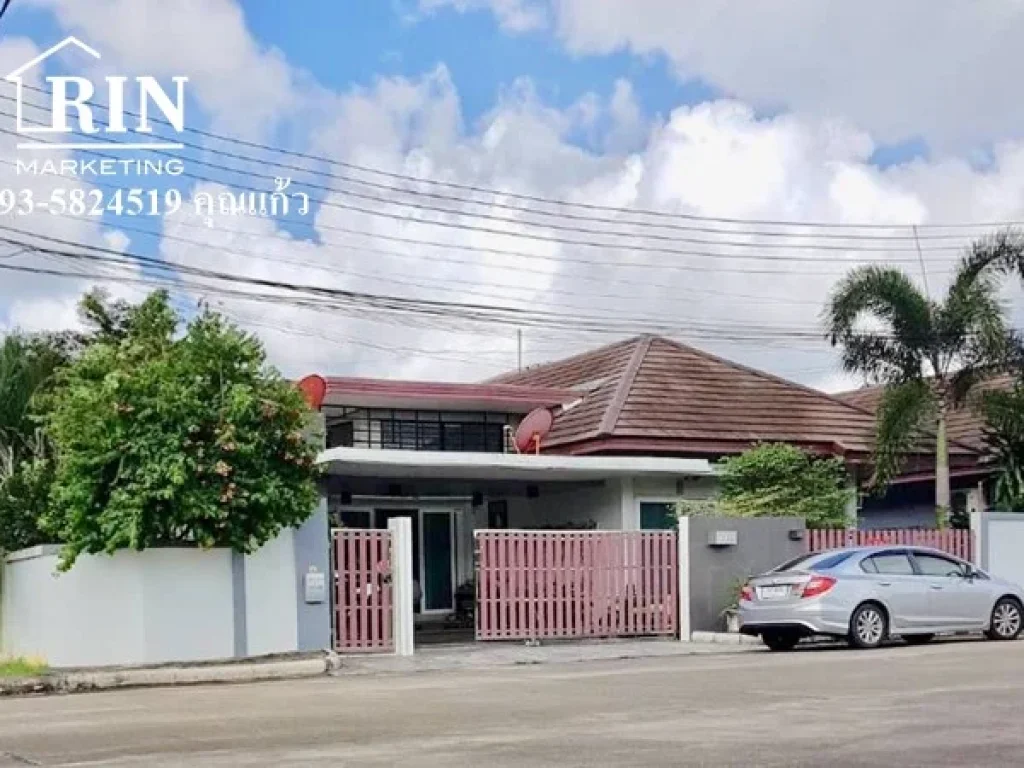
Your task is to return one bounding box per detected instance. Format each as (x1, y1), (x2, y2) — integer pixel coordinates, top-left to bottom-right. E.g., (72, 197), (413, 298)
(332, 529), (394, 653)
(475, 530), (678, 641)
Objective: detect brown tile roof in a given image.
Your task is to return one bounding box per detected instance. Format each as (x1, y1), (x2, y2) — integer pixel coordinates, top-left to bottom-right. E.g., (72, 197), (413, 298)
(835, 375), (1013, 452)
(492, 335), (971, 458)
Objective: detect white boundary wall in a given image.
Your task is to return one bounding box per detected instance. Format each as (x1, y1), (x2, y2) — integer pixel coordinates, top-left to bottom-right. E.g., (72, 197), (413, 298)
(2, 546), (234, 667)
(1, 530), (310, 668)
(973, 511), (1024, 587)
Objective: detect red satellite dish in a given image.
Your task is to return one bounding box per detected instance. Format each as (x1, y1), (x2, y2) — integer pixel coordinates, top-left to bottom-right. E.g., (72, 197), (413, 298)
(514, 407), (553, 454)
(297, 374), (327, 410)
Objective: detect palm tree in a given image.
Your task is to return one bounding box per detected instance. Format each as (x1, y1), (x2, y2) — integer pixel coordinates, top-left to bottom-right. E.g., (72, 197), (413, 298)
(824, 236), (1021, 527)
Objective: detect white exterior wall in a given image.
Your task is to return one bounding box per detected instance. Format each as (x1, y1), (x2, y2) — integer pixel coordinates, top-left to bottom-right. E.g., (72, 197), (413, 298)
(141, 549), (235, 664)
(504, 481), (627, 530)
(243, 530), (299, 656)
(984, 515), (1024, 586)
(2, 546), (235, 668)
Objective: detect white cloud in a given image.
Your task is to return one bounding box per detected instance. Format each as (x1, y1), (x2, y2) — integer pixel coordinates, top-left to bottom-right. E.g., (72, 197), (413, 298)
(443, 0), (1024, 150)
(418, 0), (547, 31)
(0, 38), (143, 336)
(7, 2), (1024, 392)
(22, 0), (304, 137)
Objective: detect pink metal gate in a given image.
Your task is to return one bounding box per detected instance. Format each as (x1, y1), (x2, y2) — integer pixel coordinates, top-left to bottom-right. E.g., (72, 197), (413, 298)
(807, 528), (974, 562)
(475, 530), (678, 641)
(332, 529), (393, 653)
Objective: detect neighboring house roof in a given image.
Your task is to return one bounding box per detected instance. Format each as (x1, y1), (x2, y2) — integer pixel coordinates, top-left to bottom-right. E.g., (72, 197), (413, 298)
(490, 335), (963, 459)
(318, 376), (580, 414)
(835, 375), (1013, 452)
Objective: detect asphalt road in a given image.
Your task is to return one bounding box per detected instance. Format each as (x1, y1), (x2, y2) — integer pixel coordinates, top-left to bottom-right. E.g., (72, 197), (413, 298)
(2, 640), (1023, 767)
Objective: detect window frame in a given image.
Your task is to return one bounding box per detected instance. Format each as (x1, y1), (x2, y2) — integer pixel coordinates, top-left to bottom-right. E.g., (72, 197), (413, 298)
(908, 550), (969, 578)
(859, 549), (916, 576)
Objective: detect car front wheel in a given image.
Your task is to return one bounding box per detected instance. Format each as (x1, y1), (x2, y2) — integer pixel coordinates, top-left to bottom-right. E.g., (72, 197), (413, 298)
(848, 603), (888, 649)
(986, 597), (1023, 641)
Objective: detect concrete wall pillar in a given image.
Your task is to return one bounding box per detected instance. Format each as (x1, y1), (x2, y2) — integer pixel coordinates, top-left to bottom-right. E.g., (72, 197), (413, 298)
(970, 509), (985, 569)
(620, 477), (637, 530)
(845, 475), (860, 530)
(293, 499), (331, 652)
(389, 516), (415, 657)
(677, 515), (691, 642)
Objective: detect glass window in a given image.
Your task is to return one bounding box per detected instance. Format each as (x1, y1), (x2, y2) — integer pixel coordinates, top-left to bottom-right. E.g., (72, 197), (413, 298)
(863, 552), (914, 575)
(813, 551), (856, 570)
(913, 553), (966, 577)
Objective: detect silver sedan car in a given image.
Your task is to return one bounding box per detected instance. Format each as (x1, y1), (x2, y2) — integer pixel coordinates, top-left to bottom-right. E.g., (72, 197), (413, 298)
(739, 546), (1024, 651)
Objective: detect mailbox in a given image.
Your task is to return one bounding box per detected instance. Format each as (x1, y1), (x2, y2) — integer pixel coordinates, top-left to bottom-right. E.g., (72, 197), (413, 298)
(303, 567), (326, 604)
(707, 529), (738, 547)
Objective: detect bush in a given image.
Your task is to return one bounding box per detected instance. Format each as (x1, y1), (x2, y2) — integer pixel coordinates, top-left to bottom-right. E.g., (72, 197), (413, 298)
(41, 292), (321, 569)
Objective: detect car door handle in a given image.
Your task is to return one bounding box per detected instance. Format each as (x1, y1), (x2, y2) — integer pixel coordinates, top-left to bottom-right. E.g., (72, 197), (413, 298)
(878, 581), (892, 587)
(930, 585), (944, 590)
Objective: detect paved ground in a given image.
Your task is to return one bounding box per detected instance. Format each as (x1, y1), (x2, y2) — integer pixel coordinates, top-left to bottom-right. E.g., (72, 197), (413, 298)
(2, 639), (1023, 767)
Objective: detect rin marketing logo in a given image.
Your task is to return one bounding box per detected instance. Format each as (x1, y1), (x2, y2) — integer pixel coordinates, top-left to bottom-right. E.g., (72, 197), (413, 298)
(4, 35), (189, 152)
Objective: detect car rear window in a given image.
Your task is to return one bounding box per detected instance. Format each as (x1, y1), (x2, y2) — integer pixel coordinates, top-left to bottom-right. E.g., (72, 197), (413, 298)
(771, 550), (855, 573)
(811, 551), (856, 570)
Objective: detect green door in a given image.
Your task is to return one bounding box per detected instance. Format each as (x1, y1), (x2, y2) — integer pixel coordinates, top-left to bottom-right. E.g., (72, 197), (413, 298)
(640, 502), (677, 530)
(422, 511), (454, 611)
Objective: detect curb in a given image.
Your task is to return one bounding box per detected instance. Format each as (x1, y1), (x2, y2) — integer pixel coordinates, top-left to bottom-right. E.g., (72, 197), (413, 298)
(0, 654), (333, 697)
(690, 631), (762, 646)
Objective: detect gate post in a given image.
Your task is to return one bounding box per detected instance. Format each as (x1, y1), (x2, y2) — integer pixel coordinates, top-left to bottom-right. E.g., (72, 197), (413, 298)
(677, 516), (691, 642)
(388, 517), (415, 656)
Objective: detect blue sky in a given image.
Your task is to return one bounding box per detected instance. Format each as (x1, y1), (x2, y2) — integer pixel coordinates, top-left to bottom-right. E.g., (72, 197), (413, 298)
(0, 0), (1020, 385)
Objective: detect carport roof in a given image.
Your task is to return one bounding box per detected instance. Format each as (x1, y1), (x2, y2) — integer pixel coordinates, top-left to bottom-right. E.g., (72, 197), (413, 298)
(317, 446), (714, 481)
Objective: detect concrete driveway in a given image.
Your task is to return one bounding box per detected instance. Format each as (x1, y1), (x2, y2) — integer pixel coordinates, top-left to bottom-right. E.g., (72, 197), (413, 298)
(1, 639), (1022, 767)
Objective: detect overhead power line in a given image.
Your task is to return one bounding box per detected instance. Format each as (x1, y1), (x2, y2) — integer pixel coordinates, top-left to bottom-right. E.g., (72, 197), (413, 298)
(0, 109), (972, 265)
(8, 82), (1024, 234)
(0, 120), (978, 273)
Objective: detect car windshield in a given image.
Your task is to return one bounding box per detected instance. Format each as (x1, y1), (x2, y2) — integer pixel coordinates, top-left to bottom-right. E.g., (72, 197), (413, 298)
(770, 550), (856, 573)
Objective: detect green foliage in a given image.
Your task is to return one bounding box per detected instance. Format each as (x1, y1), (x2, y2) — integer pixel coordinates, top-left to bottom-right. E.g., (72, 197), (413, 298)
(0, 456), (54, 553)
(871, 380), (937, 491)
(981, 385), (1024, 511)
(674, 498), (721, 517)
(717, 443), (854, 529)
(0, 655), (48, 679)
(0, 333), (69, 470)
(824, 236), (1022, 521)
(0, 333), (70, 552)
(41, 291), (321, 569)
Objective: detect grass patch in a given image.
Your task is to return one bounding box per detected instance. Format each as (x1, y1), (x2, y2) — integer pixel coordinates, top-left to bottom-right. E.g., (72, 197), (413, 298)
(0, 656), (48, 678)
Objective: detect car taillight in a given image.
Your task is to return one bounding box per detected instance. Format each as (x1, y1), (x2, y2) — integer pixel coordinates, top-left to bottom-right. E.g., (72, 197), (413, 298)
(801, 575), (836, 599)
(740, 583), (755, 602)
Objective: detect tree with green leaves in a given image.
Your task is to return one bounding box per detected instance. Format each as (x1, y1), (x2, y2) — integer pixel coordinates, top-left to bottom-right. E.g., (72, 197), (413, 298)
(980, 384), (1024, 511)
(824, 236), (1020, 527)
(41, 291), (321, 569)
(714, 443), (854, 529)
(0, 333), (69, 552)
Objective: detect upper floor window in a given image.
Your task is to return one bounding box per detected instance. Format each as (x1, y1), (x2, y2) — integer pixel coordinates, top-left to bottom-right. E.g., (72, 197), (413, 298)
(327, 408), (511, 452)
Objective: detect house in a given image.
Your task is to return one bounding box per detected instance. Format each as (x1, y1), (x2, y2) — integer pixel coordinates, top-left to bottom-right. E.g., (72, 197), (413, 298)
(310, 334), (984, 619)
(836, 376), (1009, 528)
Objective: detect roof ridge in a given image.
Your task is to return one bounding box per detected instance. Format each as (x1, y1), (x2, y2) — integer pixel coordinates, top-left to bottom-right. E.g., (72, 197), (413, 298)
(484, 335), (645, 384)
(597, 335), (653, 436)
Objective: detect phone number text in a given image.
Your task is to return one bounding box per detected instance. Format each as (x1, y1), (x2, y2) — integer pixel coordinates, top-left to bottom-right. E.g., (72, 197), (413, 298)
(1, 189), (184, 217)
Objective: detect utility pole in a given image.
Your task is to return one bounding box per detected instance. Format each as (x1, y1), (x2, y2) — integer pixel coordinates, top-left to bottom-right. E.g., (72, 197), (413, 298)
(517, 329), (523, 372)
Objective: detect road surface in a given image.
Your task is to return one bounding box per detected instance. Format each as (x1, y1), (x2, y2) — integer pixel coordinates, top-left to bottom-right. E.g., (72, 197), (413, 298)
(2, 639), (1023, 766)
